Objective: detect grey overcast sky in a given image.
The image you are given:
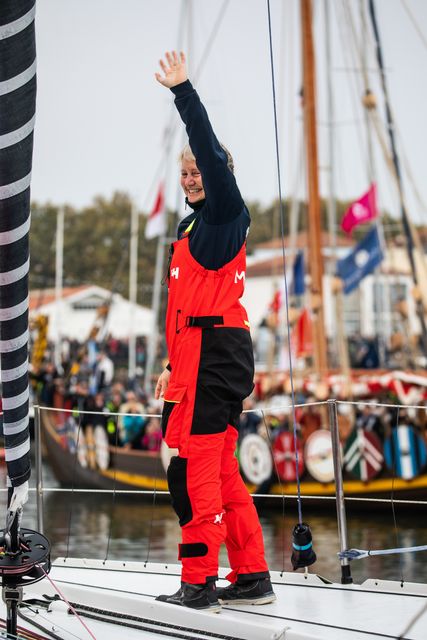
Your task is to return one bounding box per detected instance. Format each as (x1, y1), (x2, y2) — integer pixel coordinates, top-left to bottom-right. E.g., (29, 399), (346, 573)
(32, 0), (427, 224)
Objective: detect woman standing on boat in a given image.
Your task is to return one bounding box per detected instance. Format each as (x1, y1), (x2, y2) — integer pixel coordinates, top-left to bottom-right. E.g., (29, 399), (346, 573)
(154, 51), (275, 612)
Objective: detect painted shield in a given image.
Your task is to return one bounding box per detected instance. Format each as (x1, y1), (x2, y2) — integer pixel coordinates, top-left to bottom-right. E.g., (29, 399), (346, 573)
(239, 434), (273, 485)
(304, 430), (337, 483)
(343, 429), (383, 480)
(94, 425), (110, 471)
(160, 440), (178, 473)
(384, 425), (427, 480)
(273, 431), (304, 482)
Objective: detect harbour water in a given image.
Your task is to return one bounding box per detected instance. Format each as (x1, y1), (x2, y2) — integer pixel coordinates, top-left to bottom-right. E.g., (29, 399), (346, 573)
(1, 461), (426, 586)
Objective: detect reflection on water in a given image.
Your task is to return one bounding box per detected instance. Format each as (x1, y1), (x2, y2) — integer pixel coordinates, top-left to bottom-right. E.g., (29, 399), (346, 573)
(0, 462), (426, 585)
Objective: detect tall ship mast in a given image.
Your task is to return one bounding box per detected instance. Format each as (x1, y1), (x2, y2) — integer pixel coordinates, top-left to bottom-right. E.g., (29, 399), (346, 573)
(300, 0), (328, 381)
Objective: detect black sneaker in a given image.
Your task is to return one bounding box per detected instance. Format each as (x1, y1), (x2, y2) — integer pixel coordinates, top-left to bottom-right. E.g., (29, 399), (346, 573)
(155, 581), (221, 612)
(217, 578), (276, 605)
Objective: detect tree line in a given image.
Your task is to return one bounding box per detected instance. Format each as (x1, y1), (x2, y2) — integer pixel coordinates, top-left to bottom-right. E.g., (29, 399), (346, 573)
(30, 190), (413, 308)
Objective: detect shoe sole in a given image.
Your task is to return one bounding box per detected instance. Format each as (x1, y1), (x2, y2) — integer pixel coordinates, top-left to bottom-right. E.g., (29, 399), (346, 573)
(201, 604), (222, 613)
(218, 594), (276, 606)
(156, 599), (222, 613)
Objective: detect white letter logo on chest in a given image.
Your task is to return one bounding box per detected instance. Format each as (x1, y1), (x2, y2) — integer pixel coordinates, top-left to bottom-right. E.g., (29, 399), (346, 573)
(171, 267), (180, 279)
(234, 270), (245, 284)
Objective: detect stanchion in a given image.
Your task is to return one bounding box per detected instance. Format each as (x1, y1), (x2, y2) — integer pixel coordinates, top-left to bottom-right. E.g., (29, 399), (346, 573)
(328, 399), (353, 584)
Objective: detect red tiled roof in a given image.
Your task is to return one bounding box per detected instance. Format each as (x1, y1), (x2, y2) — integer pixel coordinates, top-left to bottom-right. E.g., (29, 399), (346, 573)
(29, 285), (90, 311)
(254, 231), (353, 250)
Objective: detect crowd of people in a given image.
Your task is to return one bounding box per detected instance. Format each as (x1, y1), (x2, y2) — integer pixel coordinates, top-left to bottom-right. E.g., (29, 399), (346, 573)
(30, 340), (163, 452)
(29, 340), (427, 457)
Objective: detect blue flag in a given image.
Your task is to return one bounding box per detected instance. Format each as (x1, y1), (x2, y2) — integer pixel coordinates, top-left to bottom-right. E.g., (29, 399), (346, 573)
(291, 250), (305, 295)
(336, 226), (383, 294)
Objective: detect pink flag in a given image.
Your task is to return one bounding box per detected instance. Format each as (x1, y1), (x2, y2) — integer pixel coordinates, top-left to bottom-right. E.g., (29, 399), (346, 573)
(145, 182), (166, 239)
(341, 183), (377, 235)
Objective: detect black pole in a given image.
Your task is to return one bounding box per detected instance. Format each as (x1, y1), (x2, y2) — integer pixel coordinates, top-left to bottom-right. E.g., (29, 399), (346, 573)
(5, 590), (19, 640)
(4, 490), (21, 639)
(368, 0), (427, 358)
(0, 3), (37, 636)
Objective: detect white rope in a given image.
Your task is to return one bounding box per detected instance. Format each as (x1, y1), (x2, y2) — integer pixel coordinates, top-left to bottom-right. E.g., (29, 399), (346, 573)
(339, 544), (427, 561)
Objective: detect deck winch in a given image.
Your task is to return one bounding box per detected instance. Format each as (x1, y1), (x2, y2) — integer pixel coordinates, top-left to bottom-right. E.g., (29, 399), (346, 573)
(0, 526), (51, 638)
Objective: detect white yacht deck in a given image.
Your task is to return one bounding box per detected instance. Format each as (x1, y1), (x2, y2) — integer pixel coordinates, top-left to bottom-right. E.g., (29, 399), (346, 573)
(5, 558), (426, 640)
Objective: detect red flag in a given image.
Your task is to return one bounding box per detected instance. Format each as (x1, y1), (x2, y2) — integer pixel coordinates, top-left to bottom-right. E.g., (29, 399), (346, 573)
(145, 182), (166, 239)
(294, 308), (313, 357)
(269, 290), (282, 314)
(341, 183), (377, 235)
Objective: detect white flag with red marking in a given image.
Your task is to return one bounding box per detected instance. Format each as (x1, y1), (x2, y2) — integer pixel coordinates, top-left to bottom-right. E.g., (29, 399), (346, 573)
(145, 182), (166, 239)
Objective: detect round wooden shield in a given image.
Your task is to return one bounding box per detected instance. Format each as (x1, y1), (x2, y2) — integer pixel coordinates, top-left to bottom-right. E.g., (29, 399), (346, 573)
(343, 429), (383, 480)
(73, 429), (88, 468)
(272, 431), (304, 482)
(239, 434), (273, 485)
(160, 440), (178, 473)
(94, 425), (110, 471)
(65, 417), (88, 468)
(384, 425), (427, 480)
(304, 430), (336, 483)
(65, 416), (78, 453)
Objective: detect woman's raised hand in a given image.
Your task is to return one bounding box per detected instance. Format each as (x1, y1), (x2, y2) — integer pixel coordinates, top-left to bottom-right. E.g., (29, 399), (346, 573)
(155, 51), (187, 88)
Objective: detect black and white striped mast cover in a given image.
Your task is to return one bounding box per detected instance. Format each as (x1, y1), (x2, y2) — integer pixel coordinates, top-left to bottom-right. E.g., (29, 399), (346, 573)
(0, 0), (36, 515)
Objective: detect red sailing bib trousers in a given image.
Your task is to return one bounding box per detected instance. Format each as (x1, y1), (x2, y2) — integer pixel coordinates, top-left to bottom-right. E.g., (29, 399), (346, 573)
(162, 235), (269, 585)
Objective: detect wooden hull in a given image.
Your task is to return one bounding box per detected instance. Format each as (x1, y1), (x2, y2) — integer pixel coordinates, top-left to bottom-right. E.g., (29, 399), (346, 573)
(41, 407), (427, 509)
(41, 408), (168, 492)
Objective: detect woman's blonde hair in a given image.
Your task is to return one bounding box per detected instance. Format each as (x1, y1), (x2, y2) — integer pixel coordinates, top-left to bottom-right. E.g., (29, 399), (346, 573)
(179, 143), (234, 173)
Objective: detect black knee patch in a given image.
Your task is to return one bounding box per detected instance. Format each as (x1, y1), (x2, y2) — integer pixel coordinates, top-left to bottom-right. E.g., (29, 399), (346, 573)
(161, 401), (176, 437)
(179, 543), (208, 558)
(167, 456), (193, 526)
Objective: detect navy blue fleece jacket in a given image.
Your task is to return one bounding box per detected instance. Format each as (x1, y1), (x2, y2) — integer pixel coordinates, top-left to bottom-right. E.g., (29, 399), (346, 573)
(171, 80), (250, 270)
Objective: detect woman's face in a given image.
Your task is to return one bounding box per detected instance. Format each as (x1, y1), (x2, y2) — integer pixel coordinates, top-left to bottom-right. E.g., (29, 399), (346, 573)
(180, 158), (205, 204)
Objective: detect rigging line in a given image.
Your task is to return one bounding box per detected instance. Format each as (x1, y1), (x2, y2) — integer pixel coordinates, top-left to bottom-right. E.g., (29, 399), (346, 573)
(338, 399), (427, 411)
(339, 543), (427, 560)
(143, 0), (230, 213)
(6, 484), (427, 504)
(36, 405), (162, 418)
(337, 0), (399, 257)
(140, 0), (187, 213)
(393, 118), (427, 220)
(369, 0), (427, 355)
(266, 0), (303, 526)
(65, 409), (84, 561)
(192, 0), (230, 84)
(400, 0), (427, 51)
(35, 564), (97, 640)
(363, 5), (427, 220)
(335, 0), (374, 189)
(341, 0), (421, 243)
(104, 415), (119, 563)
(37, 396), (427, 414)
(260, 411), (287, 574)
